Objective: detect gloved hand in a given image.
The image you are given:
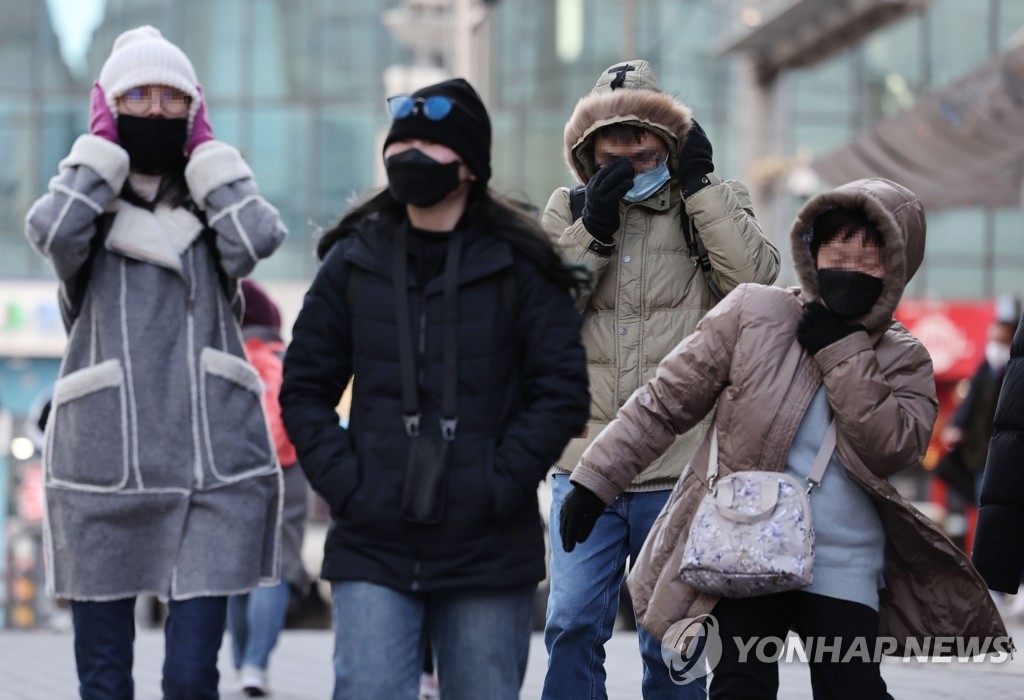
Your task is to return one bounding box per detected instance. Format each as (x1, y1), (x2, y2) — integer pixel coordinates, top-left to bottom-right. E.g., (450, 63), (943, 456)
(559, 484), (606, 553)
(582, 158), (634, 244)
(679, 119), (714, 196)
(89, 82), (119, 144)
(796, 301), (865, 355)
(186, 85), (215, 156)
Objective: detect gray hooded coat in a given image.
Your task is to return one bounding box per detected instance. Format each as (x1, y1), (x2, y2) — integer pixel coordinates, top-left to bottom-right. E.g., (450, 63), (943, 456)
(26, 134), (287, 601)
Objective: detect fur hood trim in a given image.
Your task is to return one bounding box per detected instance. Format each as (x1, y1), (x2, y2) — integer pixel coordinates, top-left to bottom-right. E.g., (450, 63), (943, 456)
(790, 178), (927, 332)
(563, 60), (692, 183)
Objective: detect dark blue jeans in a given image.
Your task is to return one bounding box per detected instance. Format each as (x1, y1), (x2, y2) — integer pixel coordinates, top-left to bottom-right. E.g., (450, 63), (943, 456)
(544, 474), (706, 699)
(330, 580), (534, 700)
(71, 595), (227, 700)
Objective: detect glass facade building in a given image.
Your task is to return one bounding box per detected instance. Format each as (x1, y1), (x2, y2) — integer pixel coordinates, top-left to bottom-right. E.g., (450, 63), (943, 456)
(2, 0), (1024, 630)
(777, 0), (1024, 298)
(3, 1), (1021, 294)
(1, 0), (740, 282)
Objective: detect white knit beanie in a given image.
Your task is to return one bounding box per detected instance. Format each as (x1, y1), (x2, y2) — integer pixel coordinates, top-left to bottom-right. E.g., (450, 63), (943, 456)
(97, 26), (200, 121)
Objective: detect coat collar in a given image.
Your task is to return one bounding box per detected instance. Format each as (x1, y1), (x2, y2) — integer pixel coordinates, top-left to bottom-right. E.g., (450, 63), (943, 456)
(343, 214), (514, 294)
(105, 200), (205, 274)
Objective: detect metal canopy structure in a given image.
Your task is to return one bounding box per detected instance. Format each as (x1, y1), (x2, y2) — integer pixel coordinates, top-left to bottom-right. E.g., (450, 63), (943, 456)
(714, 0), (929, 83)
(812, 43), (1024, 210)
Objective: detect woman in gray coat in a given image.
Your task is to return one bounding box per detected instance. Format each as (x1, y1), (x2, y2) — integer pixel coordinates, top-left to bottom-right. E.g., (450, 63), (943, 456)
(25, 26), (286, 700)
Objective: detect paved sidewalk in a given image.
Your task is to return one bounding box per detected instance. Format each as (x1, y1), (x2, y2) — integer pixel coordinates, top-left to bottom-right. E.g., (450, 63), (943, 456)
(1, 628), (1023, 699)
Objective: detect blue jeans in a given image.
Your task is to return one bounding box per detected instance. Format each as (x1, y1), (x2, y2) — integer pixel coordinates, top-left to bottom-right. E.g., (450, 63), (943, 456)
(544, 474), (706, 699)
(228, 581), (291, 670)
(330, 580), (534, 700)
(71, 595), (227, 700)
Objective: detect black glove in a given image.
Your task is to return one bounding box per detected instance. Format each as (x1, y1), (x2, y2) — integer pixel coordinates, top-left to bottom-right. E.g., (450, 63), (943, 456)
(559, 484), (606, 553)
(796, 302), (865, 355)
(582, 158), (635, 244)
(679, 119), (715, 196)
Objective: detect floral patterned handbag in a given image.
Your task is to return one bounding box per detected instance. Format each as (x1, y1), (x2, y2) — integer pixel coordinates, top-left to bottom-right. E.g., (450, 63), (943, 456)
(679, 419), (837, 598)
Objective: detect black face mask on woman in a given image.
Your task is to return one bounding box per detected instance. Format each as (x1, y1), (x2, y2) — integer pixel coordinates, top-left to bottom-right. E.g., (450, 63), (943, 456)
(385, 149), (462, 207)
(117, 115), (188, 174)
(817, 268), (884, 320)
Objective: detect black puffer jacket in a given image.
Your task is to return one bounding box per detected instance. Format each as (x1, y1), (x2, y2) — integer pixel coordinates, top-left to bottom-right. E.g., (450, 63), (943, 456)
(281, 212), (589, 591)
(973, 313), (1024, 592)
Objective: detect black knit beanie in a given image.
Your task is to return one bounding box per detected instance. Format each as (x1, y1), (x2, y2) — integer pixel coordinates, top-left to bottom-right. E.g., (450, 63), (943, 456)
(383, 78), (492, 184)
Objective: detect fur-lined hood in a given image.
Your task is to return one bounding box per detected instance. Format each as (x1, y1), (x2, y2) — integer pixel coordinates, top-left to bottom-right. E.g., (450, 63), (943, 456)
(790, 178), (927, 332)
(564, 60), (692, 183)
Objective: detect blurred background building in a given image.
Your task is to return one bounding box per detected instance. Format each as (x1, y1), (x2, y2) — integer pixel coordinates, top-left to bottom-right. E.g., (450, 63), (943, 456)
(2, 0), (1023, 628)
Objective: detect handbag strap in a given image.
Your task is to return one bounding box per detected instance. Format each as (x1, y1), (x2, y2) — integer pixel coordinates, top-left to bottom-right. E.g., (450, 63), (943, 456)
(707, 419), (838, 495)
(392, 225), (463, 440)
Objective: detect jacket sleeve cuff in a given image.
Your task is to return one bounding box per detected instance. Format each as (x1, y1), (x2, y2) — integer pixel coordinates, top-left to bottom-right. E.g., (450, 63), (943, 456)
(681, 172), (723, 201)
(570, 465), (620, 506)
(566, 220), (615, 257)
(813, 331), (873, 374)
(59, 135), (130, 192)
(185, 140), (255, 205)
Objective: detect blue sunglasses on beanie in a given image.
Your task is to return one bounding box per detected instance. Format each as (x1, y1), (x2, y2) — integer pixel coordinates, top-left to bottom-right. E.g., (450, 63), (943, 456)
(387, 95), (455, 121)
(383, 78), (492, 184)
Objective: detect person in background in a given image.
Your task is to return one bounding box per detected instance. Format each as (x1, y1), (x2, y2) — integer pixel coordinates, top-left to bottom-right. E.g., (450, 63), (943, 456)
(25, 26), (286, 700)
(228, 280), (311, 698)
(562, 178), (1005, 699)
(972, 311), (1024, 599)
(937, 316), (1017, 504)
(280, 78), (590, 700)
(541, 58), (780, 699)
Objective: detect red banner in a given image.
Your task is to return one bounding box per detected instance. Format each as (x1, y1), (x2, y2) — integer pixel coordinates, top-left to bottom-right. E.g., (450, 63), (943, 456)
(895, 299), (995, 381)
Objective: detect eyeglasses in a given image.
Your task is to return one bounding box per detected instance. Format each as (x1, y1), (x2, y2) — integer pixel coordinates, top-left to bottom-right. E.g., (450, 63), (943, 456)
(118, 86), (192, 118)
(387, 95), (455, 121)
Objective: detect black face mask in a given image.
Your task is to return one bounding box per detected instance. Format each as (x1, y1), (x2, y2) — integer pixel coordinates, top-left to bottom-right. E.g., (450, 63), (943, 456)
(817, 268), (884, 320)
(117, 115), (188, 174)
(385, 149), (462, 207)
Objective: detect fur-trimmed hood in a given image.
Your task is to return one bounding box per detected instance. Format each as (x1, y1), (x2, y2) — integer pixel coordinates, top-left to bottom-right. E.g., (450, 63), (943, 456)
(790, 178), (926, 332)
(564, 60), (692, 183)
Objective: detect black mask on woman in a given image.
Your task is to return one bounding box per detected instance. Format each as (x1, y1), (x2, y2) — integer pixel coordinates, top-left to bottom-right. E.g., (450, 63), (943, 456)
(385, 149), (462, 207)
(817, 268), (884, 319)
(117, 115), (188, 174)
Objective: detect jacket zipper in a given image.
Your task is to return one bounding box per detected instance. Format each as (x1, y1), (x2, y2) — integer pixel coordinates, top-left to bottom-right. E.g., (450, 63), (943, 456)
(414, 290), (427, 592)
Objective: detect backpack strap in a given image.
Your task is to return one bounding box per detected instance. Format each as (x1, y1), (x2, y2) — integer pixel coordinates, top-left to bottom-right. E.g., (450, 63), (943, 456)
(682, 215), (724, 302)
(568, 184), (586, 223)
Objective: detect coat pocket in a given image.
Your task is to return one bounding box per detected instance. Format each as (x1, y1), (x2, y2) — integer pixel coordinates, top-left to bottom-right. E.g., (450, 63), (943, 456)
(486, 444), (528, 525)
(199, 347), (276, 482)
(47, 360), (129, 491)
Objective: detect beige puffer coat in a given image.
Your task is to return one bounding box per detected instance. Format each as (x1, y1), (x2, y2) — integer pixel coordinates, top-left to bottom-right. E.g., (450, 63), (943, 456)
(571, 178), (1007, 654)
(543, 60), (780, 490)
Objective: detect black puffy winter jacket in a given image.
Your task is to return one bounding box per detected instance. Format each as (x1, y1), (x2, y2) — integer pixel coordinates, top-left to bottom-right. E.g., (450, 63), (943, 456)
(281, 212), (589, 592)
(973, 313), (1024, 592)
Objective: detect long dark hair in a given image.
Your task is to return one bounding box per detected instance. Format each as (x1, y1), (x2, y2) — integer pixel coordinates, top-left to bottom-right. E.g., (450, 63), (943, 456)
(317, 185), (592, 297)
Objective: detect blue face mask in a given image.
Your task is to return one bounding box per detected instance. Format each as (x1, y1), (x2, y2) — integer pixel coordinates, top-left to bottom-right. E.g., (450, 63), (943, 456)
(622, 160), (671, 203)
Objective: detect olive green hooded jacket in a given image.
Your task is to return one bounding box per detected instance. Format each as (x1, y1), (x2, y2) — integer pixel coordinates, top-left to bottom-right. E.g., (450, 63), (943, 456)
(543, 60), (780, 490)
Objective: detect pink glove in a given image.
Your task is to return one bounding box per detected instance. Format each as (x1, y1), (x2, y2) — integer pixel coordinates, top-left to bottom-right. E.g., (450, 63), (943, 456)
(89, 82), (119, 144)
(186, 85), (215, 156)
